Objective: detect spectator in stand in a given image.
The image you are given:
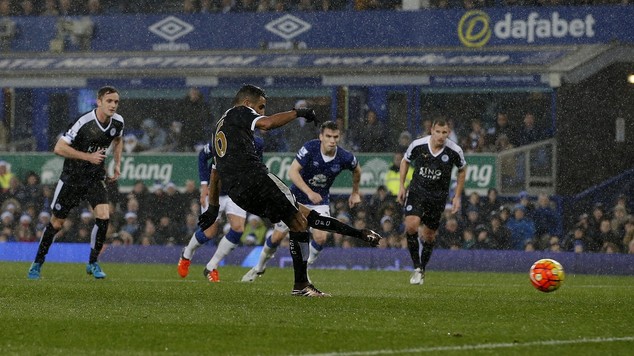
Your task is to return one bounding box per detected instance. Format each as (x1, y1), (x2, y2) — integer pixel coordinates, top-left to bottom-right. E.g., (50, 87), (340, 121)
(464, 206), (483, 232)
(21, 171), (44, 210)
(587, 203), (606, 241)
(35, 211), (51, 239)
(517, 191), (534, 218)
(532, 192), (559, 240)
(1, 210), (15, 241)
(272, 0), (287, 11)
(122, 133), (141, 153)
(463, 192), (483, 216)
(356, 109), (386, 152)
(120, 211), (141, 241)
(623, 218), (634, 251)
(237, 0), (259, 11)
(19, 0), (37, 16)
(0, 160), (14, 193)
(492, 133), (514, 152)
(488, 214), (511, 250)
(473, 224), (493, 249)
(384, 152), (412, 197)
(597, 218), (623, 253)
(163, 120), (184, 152)
(138, 119), (167, 151)
(125, 180), (150, 222)
(611, 205), (629, 239)
(181, 179), (199, 208)
(219, 0), (236, 12)
(515, 112), (544, 147)
(5, 176), (27, 208)
(180, 87), (211, 152)
(296, 0), (315, 11)
(182, 0), (196, 13)
(436, 216), (462, 249)
(481, 188), (502, 217)
(154, 215), (182, 245)
(200, 0), (214, 12)
(487, 111), (517, 147)
(461, 228), (475, 249)
(85, 0), (102, 15)
(41, 0), (59, 15)
(0, 0), (11, 16)
(366, 185), (396, 229)
(466, 119), (487, 153)
(59, 0), (77, 16)
(334, 117), (354, 150)
(164, 181), (185, 223)
(506, 204), (535, 250)
(563, 224), (588, 253)
(256, 0), (271, 11)
(396, 130), (412, 153)
(146, 182), (170, 222)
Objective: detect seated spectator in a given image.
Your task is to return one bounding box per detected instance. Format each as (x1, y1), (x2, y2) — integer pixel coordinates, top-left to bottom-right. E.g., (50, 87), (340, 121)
(506, 204), (535, 250)
(515, 112), (544, 147)
(356, 110), (386, 152)
(481, 188), (502, 217)
(466, 119), (487, 152)
(123, 134), (141, 153)
(487, 111), (517, 147)
(86, 0), (102, 15)
(532, 192), (559, 239)
(597, 218), (623, 253)
(473, 225), (494, 249)
(396, 130), (412, 153)
(15, 213), (36, 242)
(492, 133), (514, 152)
(237, 0), (259, 11)
(517, 191), (534, 217)
(182, 0), (196, 13)
(611, 205), (630, 238)
(241, 214), (267, 246)
(1, 210), (15, 241)
(219, 0), (236, 12)
(35, 211), (51, 240)
(436, 216), (462, 249)
(0, 160), (15, 193)
(138, 119), (167, 151)
(121, 211), (141, 240)
(461, 228), (475, 250)
(256, 0), (271, 11)
(200, 0), (215, 12)
(19, 0), (37, 16)
(41, 0), (59, 15)
(296, 0), (316, 11)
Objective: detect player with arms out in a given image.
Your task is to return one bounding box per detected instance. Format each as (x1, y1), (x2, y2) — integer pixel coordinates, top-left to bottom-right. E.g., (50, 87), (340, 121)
(398, 118), (466, 285)
(242, 120), (362, 282)
(198, 84), (381, 296)
(177, 136), (264, 282)
(28, 86), (124, 280)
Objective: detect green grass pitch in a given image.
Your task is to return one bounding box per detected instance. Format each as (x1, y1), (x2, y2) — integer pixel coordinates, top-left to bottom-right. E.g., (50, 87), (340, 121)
(1, 262), (633, 355)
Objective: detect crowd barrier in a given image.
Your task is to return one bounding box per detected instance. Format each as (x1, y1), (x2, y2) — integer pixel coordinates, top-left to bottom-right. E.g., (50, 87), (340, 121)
(1, 242), (632, 276)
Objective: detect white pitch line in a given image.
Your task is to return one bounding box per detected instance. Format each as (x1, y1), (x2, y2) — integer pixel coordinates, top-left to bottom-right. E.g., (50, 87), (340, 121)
(300, 336), (634, 356)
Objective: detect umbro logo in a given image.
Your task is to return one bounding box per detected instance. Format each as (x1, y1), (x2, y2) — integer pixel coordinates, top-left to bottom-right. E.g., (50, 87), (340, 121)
(265, 14), (312, 40)
(149, 16), (194, 42)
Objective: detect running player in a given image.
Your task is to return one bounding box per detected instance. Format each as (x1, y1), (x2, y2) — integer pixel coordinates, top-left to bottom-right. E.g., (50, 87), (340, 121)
(398, 118), (466, 285)
(177, 136), (264, 282)
(198, 84), (381, 297)
(241, 120), (362, 282)
(27, 86), (124, 280)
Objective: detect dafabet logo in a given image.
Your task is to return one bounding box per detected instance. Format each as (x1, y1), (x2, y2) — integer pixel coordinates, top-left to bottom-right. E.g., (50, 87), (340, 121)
(458, 10), (596, 47)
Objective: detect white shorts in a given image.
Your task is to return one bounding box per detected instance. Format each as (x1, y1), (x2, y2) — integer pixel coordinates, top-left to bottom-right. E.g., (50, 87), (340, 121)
(201, 195), (247, 220)
(274, 204), (330, 233)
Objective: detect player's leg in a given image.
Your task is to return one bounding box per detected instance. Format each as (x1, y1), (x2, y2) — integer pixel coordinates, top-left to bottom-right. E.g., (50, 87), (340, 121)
(28, 180), (73, 279)
(85, 182), (112, 279)
(404, 214), (423, 285)
(242, 223), (288, 282)
(204, 198), (247, 282)
(306, 204), (331, 265)
(178, 195), (222, 277)
(420, 225), (438, 274)
(298, 204), (381, 246)
(415, 199), (443, 285)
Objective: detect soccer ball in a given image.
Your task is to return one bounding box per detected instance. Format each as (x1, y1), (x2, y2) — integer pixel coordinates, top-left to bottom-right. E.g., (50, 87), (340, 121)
(529, 258), (565, 293)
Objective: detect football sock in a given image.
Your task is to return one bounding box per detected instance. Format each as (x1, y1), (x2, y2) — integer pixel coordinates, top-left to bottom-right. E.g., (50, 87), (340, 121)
(421, 241), (435, 270)
(306, 210), (363, 239)
(255, 236), (278, 272)
(34, 222), (60, 264)
(289, 231), (310, 285)
(406, 232), (421, 270)
(207, 229), (241, 270)
(307, 240), (323, 265)
(89, 218), (108, 264)
(182, 231), (203, 260)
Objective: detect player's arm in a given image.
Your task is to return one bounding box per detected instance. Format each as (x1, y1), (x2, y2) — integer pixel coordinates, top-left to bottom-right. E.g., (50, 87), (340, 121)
(289, 159), (322, 204)
(109, 136), (123, 181)
(54, 137), (105, 165)
(348, 165), (362, 208)
(397, 158), (410, 205)
(198, 166), (221, 230)
(255, 108), (317, 131)
(451, 166), (467, 214)
(198, 146), (212, 208)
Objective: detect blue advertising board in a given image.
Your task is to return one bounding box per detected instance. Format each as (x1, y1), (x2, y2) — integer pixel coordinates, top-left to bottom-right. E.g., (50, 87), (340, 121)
(3, 6), (633, 53)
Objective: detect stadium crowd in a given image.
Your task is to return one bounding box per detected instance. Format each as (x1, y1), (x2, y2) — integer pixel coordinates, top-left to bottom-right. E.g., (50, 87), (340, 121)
(0, 156), (632, 254)
(0, 0), (628, 16)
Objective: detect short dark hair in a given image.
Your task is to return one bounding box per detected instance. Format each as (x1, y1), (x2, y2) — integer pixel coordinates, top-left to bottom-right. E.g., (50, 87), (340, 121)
(234, 84), (266, 105)
(97, 86), (118, 99)
(320, 120), (338, 133)
(432, 117), (448, 127)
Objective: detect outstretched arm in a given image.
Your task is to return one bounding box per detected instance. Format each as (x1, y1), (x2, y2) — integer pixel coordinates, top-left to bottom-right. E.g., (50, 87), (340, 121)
(255, 109), (317, 131)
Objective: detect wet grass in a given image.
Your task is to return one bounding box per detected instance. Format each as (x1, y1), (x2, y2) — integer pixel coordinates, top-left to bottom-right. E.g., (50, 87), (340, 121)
(1, 262), (633, 355)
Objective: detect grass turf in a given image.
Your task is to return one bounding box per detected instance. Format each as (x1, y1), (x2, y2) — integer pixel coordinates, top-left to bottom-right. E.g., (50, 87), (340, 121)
(1, 261), (633, 355)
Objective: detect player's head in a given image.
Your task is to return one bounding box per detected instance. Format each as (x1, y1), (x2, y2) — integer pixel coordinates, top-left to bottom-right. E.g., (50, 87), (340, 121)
(430, 118), (450, 146)
(96, 86), (120, 118)
(319, 121), (340, 153)
(234, 84), (267, 115)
